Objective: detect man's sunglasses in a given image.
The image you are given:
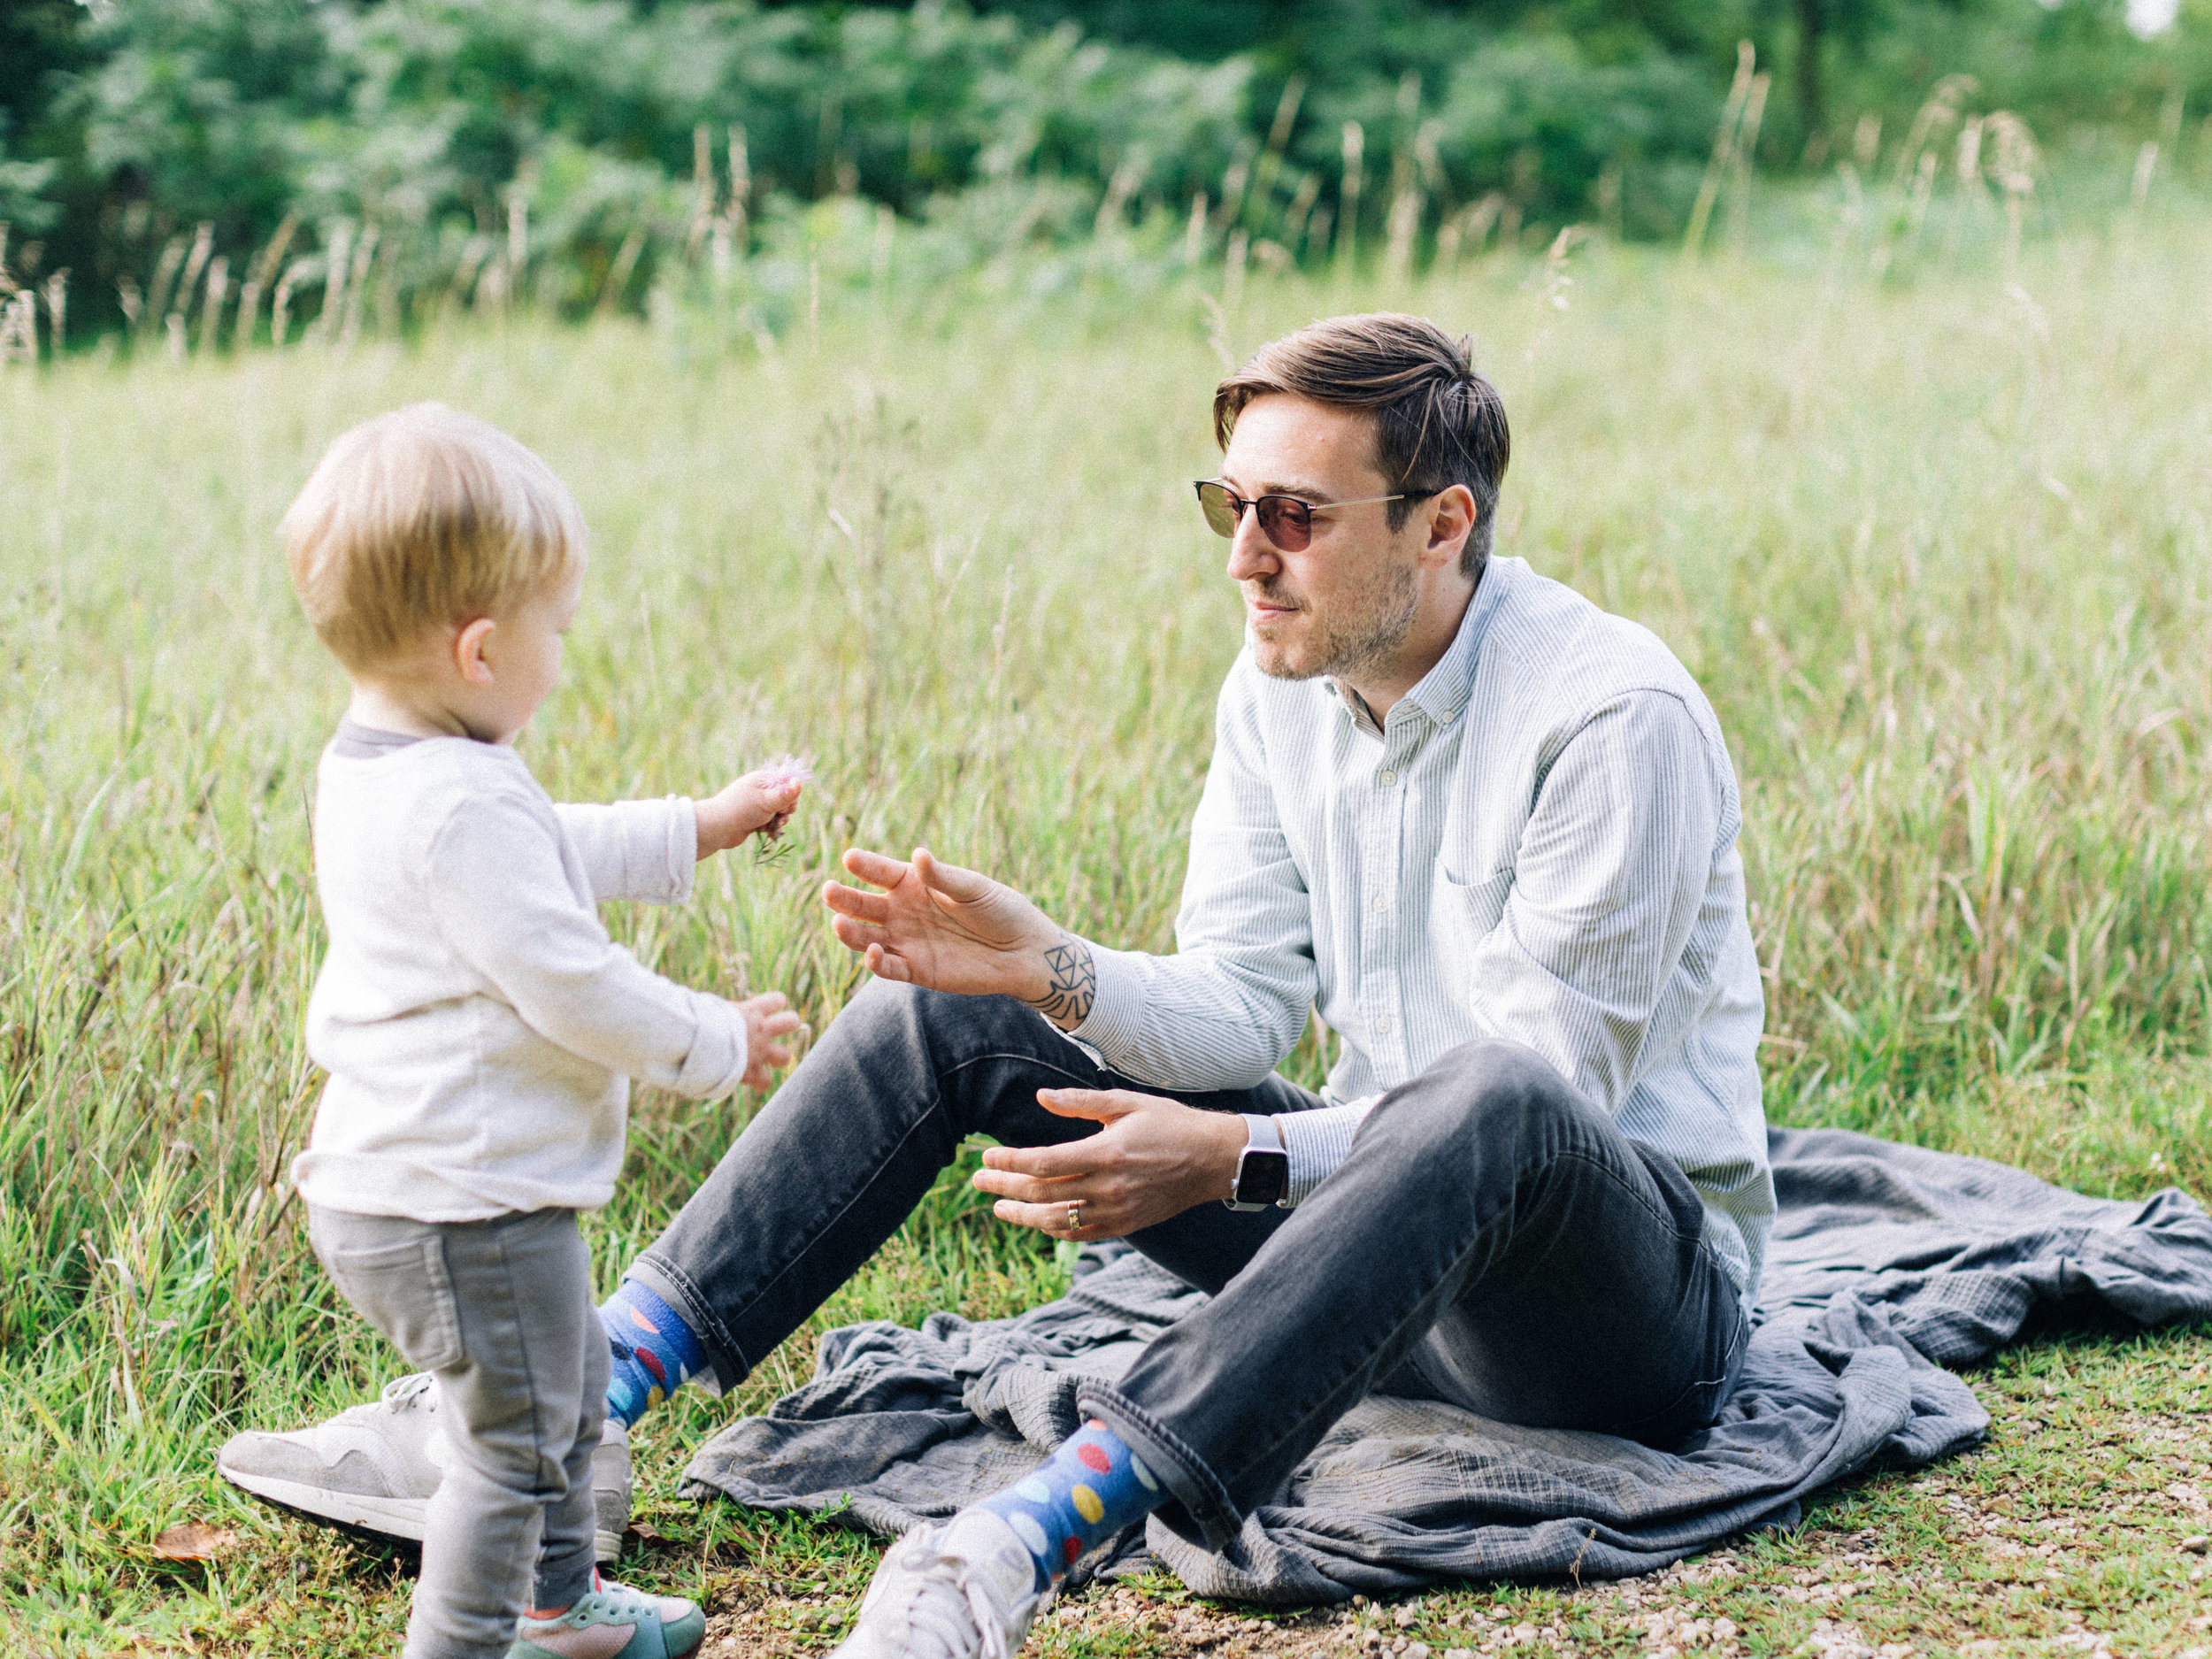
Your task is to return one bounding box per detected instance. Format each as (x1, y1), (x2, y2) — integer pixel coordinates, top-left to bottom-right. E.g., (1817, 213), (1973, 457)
(1193, 480), (1417, 553)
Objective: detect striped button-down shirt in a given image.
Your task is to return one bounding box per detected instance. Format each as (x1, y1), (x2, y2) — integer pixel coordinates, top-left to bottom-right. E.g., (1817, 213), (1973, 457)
(1071, 555), (1774, 1296)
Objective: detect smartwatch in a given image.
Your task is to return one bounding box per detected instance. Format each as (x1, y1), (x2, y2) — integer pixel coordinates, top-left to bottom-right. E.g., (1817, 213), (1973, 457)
(1224, 1113), (1291, 1210)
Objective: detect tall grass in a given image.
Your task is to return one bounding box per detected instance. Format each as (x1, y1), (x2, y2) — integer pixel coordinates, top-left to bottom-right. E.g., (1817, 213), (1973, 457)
(2, 198), (2209, 1650)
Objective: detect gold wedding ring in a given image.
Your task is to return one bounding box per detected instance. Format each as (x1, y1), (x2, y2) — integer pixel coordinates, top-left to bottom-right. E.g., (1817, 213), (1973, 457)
(1067, 1202), (1082, 1232)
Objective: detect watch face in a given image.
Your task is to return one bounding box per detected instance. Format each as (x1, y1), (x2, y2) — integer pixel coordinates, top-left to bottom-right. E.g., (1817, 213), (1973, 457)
(1236, 1148), (1290, 1208)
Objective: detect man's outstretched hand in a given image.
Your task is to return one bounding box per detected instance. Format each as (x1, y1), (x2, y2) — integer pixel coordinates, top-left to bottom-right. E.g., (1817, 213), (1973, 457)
(825, 848), (1248, 1239)
(823, 847), (1098, 1027)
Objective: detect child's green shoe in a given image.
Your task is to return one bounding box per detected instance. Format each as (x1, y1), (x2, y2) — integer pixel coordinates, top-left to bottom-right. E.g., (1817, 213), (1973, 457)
(508, 1578), (705, 1659)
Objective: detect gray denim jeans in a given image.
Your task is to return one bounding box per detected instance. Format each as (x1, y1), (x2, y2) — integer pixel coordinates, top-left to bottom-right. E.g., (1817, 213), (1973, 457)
(633, 979), (1748, 1550)
(310, 1203), (607, 1659)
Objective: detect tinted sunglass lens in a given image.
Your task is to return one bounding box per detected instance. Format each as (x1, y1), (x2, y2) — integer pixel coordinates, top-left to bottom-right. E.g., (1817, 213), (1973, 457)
(1196, 482), (1238, 538)
(1255, 497), (1311, 551)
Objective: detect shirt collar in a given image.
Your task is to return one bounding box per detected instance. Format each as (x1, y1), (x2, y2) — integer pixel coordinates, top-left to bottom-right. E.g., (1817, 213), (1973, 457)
(1325, 557), (1511, 734)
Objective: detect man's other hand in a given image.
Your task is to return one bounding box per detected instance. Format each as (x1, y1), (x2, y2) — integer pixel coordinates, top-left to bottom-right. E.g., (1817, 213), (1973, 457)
(822, 847), (1096, 1028)
(971, 1088), (1249, 1240)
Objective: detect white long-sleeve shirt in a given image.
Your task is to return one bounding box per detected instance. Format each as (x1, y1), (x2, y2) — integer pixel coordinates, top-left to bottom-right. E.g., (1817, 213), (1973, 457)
(291, 726), (750, 1222)
(1068, 556), (1774, 1296)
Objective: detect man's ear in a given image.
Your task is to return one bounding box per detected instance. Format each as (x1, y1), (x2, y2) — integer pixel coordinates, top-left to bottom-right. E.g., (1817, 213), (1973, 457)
(452, 617), (498, 686)
(1422, 484), (1479, 572)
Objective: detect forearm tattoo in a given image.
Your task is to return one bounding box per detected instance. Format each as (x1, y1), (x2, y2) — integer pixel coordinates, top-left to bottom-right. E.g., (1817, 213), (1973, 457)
(1020, 932), (1097, 1028)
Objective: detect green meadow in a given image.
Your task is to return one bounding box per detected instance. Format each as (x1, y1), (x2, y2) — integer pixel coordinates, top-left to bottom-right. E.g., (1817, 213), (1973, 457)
(4, 199), (2210, 1654)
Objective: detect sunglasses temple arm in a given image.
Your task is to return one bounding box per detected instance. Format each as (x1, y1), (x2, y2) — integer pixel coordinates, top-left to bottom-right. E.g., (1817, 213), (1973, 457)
(1308, 493), (1408, 515)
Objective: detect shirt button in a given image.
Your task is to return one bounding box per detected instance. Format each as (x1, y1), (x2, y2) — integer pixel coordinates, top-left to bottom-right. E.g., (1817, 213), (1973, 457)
(1371, 893), (1392, 913)
(1373, 1016), (1393, 1035)
(1379, 768), (1398, 786)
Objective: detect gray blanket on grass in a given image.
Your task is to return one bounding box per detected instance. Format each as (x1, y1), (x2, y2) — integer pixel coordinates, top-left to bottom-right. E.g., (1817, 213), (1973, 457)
(680, 1127), (2212, 1601)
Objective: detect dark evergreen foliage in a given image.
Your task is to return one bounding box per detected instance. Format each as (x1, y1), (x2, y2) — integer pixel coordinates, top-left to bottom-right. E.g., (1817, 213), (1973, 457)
(0, 0), (2193, 341)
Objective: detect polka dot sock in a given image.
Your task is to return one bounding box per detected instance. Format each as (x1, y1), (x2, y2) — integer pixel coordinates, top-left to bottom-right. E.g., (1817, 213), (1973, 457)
(599, 1279), (707, 1428)
(975, 1418), (1164, 1592)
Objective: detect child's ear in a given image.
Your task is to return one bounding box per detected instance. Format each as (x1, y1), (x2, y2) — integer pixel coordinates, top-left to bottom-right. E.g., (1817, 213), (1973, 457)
(453, 617), (498, 685)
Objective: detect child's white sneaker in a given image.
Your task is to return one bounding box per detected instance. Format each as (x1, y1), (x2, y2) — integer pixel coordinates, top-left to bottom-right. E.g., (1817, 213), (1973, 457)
(507, 1577), (705, 1659)
(830, 1509), (1049, 1659)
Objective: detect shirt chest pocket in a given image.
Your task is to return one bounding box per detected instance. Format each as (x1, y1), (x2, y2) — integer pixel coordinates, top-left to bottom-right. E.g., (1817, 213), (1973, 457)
(1433, 866), (1516, 963)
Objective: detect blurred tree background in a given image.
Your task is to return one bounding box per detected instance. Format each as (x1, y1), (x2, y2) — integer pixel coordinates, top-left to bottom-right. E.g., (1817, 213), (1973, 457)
(0, 0), (2205, 346)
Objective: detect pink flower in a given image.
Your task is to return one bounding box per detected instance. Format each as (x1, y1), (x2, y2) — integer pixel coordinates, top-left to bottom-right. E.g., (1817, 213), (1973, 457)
(752, 756), (815, 795)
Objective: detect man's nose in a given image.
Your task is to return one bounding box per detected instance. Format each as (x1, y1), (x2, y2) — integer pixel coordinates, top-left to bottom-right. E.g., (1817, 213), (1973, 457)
(1225, 509), (1279, 581)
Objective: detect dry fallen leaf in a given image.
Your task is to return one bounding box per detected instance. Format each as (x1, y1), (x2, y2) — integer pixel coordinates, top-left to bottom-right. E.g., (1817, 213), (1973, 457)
(153, 1523), (239, 1561)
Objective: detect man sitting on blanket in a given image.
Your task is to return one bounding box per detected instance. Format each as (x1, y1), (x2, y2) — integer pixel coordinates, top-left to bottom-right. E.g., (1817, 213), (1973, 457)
(223, 312), (1772, 1659)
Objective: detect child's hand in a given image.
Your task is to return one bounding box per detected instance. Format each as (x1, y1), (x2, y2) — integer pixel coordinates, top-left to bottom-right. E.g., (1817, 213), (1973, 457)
(695, 757), (813, 858)
(739, 992), (805, 1090)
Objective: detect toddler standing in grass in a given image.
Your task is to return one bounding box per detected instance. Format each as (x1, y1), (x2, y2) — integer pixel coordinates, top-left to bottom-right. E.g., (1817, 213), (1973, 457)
(280, 403), (805, 1659)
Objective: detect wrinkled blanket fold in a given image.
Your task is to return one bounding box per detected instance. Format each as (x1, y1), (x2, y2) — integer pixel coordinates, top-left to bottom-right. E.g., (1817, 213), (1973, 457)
(680, 1126), (2212, 1600)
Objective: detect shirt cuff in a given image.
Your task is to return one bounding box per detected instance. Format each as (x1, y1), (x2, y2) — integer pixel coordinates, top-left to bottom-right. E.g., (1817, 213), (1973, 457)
(656, 796), (698, 903)
(671, 988), (749, 1098)
(1064, 940), (1145, 1067)
(1276, 1096), (1379, 1205)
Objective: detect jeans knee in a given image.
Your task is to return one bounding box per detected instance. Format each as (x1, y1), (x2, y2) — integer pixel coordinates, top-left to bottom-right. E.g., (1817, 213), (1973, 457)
(1367, 1040), (1592, 1158)
(842, 971), (927, 1031)
(841, 973), (1013, 1049)
(832, 975), (959, 1074)
(840, 972), (1066, 1075)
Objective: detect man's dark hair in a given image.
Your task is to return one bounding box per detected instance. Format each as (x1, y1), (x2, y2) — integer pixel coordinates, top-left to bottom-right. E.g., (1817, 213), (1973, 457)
(1212, 312), (1510, 576)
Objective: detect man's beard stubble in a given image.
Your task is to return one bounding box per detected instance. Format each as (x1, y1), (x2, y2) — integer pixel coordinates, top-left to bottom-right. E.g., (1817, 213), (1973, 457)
(1248, 554), (1421, 685)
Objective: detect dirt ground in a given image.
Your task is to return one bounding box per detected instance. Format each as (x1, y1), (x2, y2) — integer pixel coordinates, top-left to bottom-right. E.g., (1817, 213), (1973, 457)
(695, 1530), (2212, 1659)
(686, 1446), (2212, 1659)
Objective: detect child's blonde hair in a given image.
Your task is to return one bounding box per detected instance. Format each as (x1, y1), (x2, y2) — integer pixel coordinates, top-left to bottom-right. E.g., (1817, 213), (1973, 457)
(283, 403), (587, 671)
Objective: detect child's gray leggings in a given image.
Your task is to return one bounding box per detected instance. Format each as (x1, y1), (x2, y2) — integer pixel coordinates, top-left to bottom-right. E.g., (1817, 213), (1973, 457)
(310, 1202), (606, 1659)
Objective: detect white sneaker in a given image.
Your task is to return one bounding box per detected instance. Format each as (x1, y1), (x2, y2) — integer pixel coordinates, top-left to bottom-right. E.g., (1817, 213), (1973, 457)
(217, 1373), (633, 1563)
(831, 1510), (1050, 1659)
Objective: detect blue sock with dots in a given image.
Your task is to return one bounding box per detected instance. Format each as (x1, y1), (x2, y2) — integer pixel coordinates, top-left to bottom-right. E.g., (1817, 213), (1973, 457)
(976, 1418), (1164, 1591)
(599, 1279), (707, 1428)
